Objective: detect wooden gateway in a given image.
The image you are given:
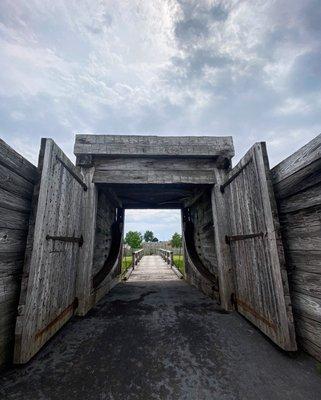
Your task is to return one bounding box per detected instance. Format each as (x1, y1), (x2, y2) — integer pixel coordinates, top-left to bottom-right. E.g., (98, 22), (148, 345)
(8, 134), (300, 364)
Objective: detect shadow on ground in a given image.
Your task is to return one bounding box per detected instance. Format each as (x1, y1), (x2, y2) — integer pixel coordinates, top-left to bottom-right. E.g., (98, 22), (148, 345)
(1, 256), (320, 400)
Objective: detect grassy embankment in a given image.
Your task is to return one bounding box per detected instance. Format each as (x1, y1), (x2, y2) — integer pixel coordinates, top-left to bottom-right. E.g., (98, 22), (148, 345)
(173, 255), (185, 275)
(121, 256), (132, 274)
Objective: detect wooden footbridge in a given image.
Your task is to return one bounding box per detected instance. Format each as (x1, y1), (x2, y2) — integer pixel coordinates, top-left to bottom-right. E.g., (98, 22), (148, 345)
(1, 134), (321, 392)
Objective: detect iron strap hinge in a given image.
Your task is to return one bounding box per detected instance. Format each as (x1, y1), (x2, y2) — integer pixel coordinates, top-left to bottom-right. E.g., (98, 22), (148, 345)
(225, 232), (265, 244)
(56, 155), (87, 191)
(46, 234), (84, 247)
(220, 159), (252, 193)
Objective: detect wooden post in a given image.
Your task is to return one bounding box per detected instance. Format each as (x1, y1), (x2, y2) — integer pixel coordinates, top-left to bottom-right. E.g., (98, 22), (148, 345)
(75, 167), (98, 316)
(211, 169), (235, 311)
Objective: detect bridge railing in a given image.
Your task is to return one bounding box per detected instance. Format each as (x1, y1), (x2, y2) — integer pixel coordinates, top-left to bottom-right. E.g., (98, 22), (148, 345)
(132, 249), (144, 269)
(159, 249), (173, 267)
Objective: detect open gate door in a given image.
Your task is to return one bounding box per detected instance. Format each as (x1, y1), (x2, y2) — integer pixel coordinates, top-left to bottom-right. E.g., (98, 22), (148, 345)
(221, 143), (296, 351)
(14, 139), (86, 363)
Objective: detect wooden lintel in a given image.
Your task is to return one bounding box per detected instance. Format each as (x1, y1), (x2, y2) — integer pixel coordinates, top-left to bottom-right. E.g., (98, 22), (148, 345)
(74, 134), (235, 160)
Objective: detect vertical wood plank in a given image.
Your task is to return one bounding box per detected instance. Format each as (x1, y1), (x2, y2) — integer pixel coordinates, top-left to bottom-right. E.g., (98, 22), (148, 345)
(75, 167), (97, 316)
(0, 139), (37, 369)
(211, 170), (235, 311)
(14, 139), (84, 364)
(272, 134), (321, 361)
(222, 143), (297, 351)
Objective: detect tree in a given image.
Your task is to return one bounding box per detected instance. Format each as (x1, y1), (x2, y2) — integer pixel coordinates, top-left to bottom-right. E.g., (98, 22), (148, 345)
(171, 232), (182, 248)
(125, 231), (143, 249)
(144, 230), (155, 242)
(152, 237), (159, 242)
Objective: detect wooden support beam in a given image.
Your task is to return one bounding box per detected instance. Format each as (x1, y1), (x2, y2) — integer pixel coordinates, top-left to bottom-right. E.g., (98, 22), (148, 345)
(75, 167), (98, 316)
(74, 134), (235, 160)
(211, 170), (235, 311)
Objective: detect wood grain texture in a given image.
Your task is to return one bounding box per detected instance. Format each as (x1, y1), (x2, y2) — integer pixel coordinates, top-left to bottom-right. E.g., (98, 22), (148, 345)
(0, 164), (34, 200)
(272, 134), (321, 183)
(295, 315), (321, 361)
(272, 134), (321, 199)
(223, 142), (296, 351)
(272, 134), (321, 361)
(92, 190), (115, 276)
(93, 156), (218, 185)
(191, 191), (218, 277)
(14, 139), (84, 364)
(74, 134), (235, 160)
(93, 170), (216, 185)
(183, 192), (220, 301)
(75, 167), (98, 316)
(292, 292), (321, 323)
(94, 157), (218, 171)
(0, 139), (37, 369)
(0, 139), (38, 184)
(211, 169), (235, 311)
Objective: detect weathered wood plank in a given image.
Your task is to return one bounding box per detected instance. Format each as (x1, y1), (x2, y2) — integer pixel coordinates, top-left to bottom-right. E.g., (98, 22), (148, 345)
(0, 139), (38, 183)
(225, 142), (296, 351)
(93, 169), (216, 184)
(291, 271), (321, 299)
(0, 258), (23, 274)
(292, 292), (321, 323)
(281, 208), (321, 252)
(271, 135), (321, 361)
(14, 139), (84, 364)
(0, 228), (28, 255)
(0, 187), (32, 213)
(279, 181), (321, 213)
(297, 335), (321, 362)
(75, 167), (98, 316)
(295, 315), (321, 360)
(190, 191), (218, 277)
(0, 163), (34, 200)
(74, 134), (235, 159)
(272, 134), (321, 185)
(272, 134), (321, 199)
(92, 191), (115, 276)
(95, 157), (218, 171)
(284, 250), (321, 274)
(211, 170), (234, 311)
(0, 207), (30, 231)
(0, 141), (33, 369)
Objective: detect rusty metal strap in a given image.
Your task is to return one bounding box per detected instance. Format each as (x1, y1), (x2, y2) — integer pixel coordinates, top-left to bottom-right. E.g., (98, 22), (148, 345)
(56, 155), (87, 191)
(225, 232), (265, 244)
(46, 234), (84, 247)
(220, 159), (252, 193)
(234, 297), (276, 332)
(35, 297), (78, 340)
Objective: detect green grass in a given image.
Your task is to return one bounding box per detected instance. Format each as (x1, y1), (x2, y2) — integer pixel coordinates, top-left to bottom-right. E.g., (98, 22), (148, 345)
(173, 255), (185, 275)
(121, 256), (132, 274)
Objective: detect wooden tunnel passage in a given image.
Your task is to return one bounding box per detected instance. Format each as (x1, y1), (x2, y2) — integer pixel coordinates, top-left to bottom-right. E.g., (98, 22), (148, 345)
(1, 134), (321, 368)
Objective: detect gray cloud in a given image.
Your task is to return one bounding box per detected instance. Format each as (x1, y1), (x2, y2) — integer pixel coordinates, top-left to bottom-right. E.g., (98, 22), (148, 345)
(175, 18), (209, 41)
(209, 4), (229, 22)
(289, 49), (321, 94)
(1, 0), (320, 235)
(0, 0), (320, 170)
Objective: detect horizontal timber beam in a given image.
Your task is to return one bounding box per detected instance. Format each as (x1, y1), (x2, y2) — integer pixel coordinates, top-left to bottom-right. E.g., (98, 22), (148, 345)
(93, 170), (216, 185)
(74, 134), (234, 160)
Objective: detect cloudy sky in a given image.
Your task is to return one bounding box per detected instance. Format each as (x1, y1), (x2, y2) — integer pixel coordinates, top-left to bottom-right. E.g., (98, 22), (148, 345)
(1, 0), (320, 239)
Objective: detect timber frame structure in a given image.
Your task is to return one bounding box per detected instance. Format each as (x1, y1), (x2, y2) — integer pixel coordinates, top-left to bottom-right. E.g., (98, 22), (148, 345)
(3, 133), (321, 366)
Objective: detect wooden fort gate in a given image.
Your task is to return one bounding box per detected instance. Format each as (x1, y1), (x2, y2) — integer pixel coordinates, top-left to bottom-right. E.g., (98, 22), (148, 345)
(13, 135), (296, 363)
